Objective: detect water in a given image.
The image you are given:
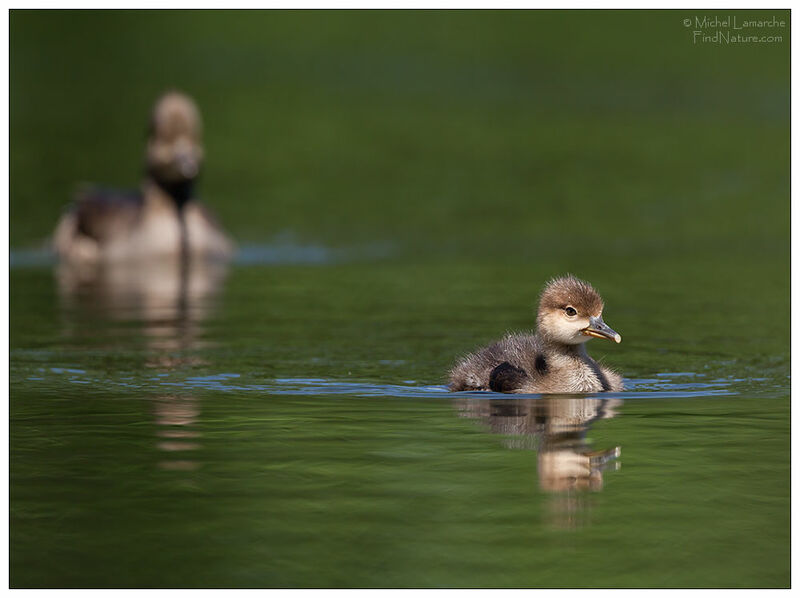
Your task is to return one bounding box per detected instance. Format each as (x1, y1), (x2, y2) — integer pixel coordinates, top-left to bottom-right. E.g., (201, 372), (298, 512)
(9, 9), (789, 588)
(9, 250), (790, 588)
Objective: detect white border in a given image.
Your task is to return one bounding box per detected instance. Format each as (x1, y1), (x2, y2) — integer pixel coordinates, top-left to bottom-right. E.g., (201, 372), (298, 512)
(2, 4), (794, 594)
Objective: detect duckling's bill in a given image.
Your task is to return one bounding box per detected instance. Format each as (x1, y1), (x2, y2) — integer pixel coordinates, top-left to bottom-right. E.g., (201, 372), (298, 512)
(582, 315), (622, 343)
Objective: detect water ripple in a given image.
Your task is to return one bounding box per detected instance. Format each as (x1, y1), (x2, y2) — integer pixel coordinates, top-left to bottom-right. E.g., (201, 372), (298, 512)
(18, 367), (784, 399)
(10, 238), (396, 269)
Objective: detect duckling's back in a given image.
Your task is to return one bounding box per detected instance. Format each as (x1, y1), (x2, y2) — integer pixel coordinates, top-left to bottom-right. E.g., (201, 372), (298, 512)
(448, 332), (542, 391)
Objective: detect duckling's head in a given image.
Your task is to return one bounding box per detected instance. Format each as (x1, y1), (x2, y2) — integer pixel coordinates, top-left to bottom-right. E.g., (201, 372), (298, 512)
(536, 275), (621, 346)
(146, 91), (204, 187)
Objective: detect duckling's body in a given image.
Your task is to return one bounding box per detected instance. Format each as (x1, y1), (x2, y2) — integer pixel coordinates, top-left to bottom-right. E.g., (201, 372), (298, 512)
(449, 276), (623, 393)
(52, 92), (233, 263)
(449, 331), (623, 393)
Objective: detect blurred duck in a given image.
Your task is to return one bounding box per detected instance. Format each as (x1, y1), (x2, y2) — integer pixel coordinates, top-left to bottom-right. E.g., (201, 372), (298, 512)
(52, 91), (233, 262)
(449, 275), (623, 393)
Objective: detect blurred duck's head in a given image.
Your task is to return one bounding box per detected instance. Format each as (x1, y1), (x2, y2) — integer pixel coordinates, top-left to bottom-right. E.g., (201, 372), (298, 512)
(146, 91), (204, 186)
(536, 275), (621, 346)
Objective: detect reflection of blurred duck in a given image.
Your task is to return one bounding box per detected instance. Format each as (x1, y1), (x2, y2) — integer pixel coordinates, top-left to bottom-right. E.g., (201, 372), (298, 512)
(52, 91), (234, 262)
(449, 275), (623, 393)
(56, 256), (228, 359)
(57, 258), (228, 325)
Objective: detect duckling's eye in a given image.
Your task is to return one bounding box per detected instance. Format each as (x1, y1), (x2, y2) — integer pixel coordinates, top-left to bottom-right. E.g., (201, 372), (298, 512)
(564, 306), (578, 317)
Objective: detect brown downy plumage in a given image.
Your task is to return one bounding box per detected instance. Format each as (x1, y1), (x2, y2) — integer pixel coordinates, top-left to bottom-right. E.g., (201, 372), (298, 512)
(52, 91), (233, 262)
(448, 275), (623, 393)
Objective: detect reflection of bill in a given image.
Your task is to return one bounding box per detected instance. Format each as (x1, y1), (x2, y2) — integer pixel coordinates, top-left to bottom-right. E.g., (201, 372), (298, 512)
(455, 397), (622, 493)
(55, 255), (228, 471)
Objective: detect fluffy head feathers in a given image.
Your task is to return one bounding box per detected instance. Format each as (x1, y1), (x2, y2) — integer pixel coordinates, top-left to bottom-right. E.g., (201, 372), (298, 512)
(538, 275), (604, 317)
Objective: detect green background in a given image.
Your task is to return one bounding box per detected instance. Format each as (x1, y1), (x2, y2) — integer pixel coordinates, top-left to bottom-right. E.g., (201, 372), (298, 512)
(11, 10), (789, 254)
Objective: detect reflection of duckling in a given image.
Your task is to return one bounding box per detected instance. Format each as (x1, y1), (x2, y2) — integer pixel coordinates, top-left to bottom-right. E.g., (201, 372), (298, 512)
(454, 396), (622, 493)
(449, 275), (623, 393)
(52, 91), (233, 262)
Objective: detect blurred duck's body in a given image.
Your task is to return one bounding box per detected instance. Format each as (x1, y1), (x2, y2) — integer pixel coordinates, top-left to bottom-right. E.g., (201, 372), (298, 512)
(52, 92), (233, 263)
(449, 275), (623, 393)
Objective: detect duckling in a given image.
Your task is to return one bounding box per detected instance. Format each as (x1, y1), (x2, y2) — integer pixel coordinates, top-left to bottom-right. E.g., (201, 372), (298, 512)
(52, 91), (233, 262)
(449, 275), (623, 393)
